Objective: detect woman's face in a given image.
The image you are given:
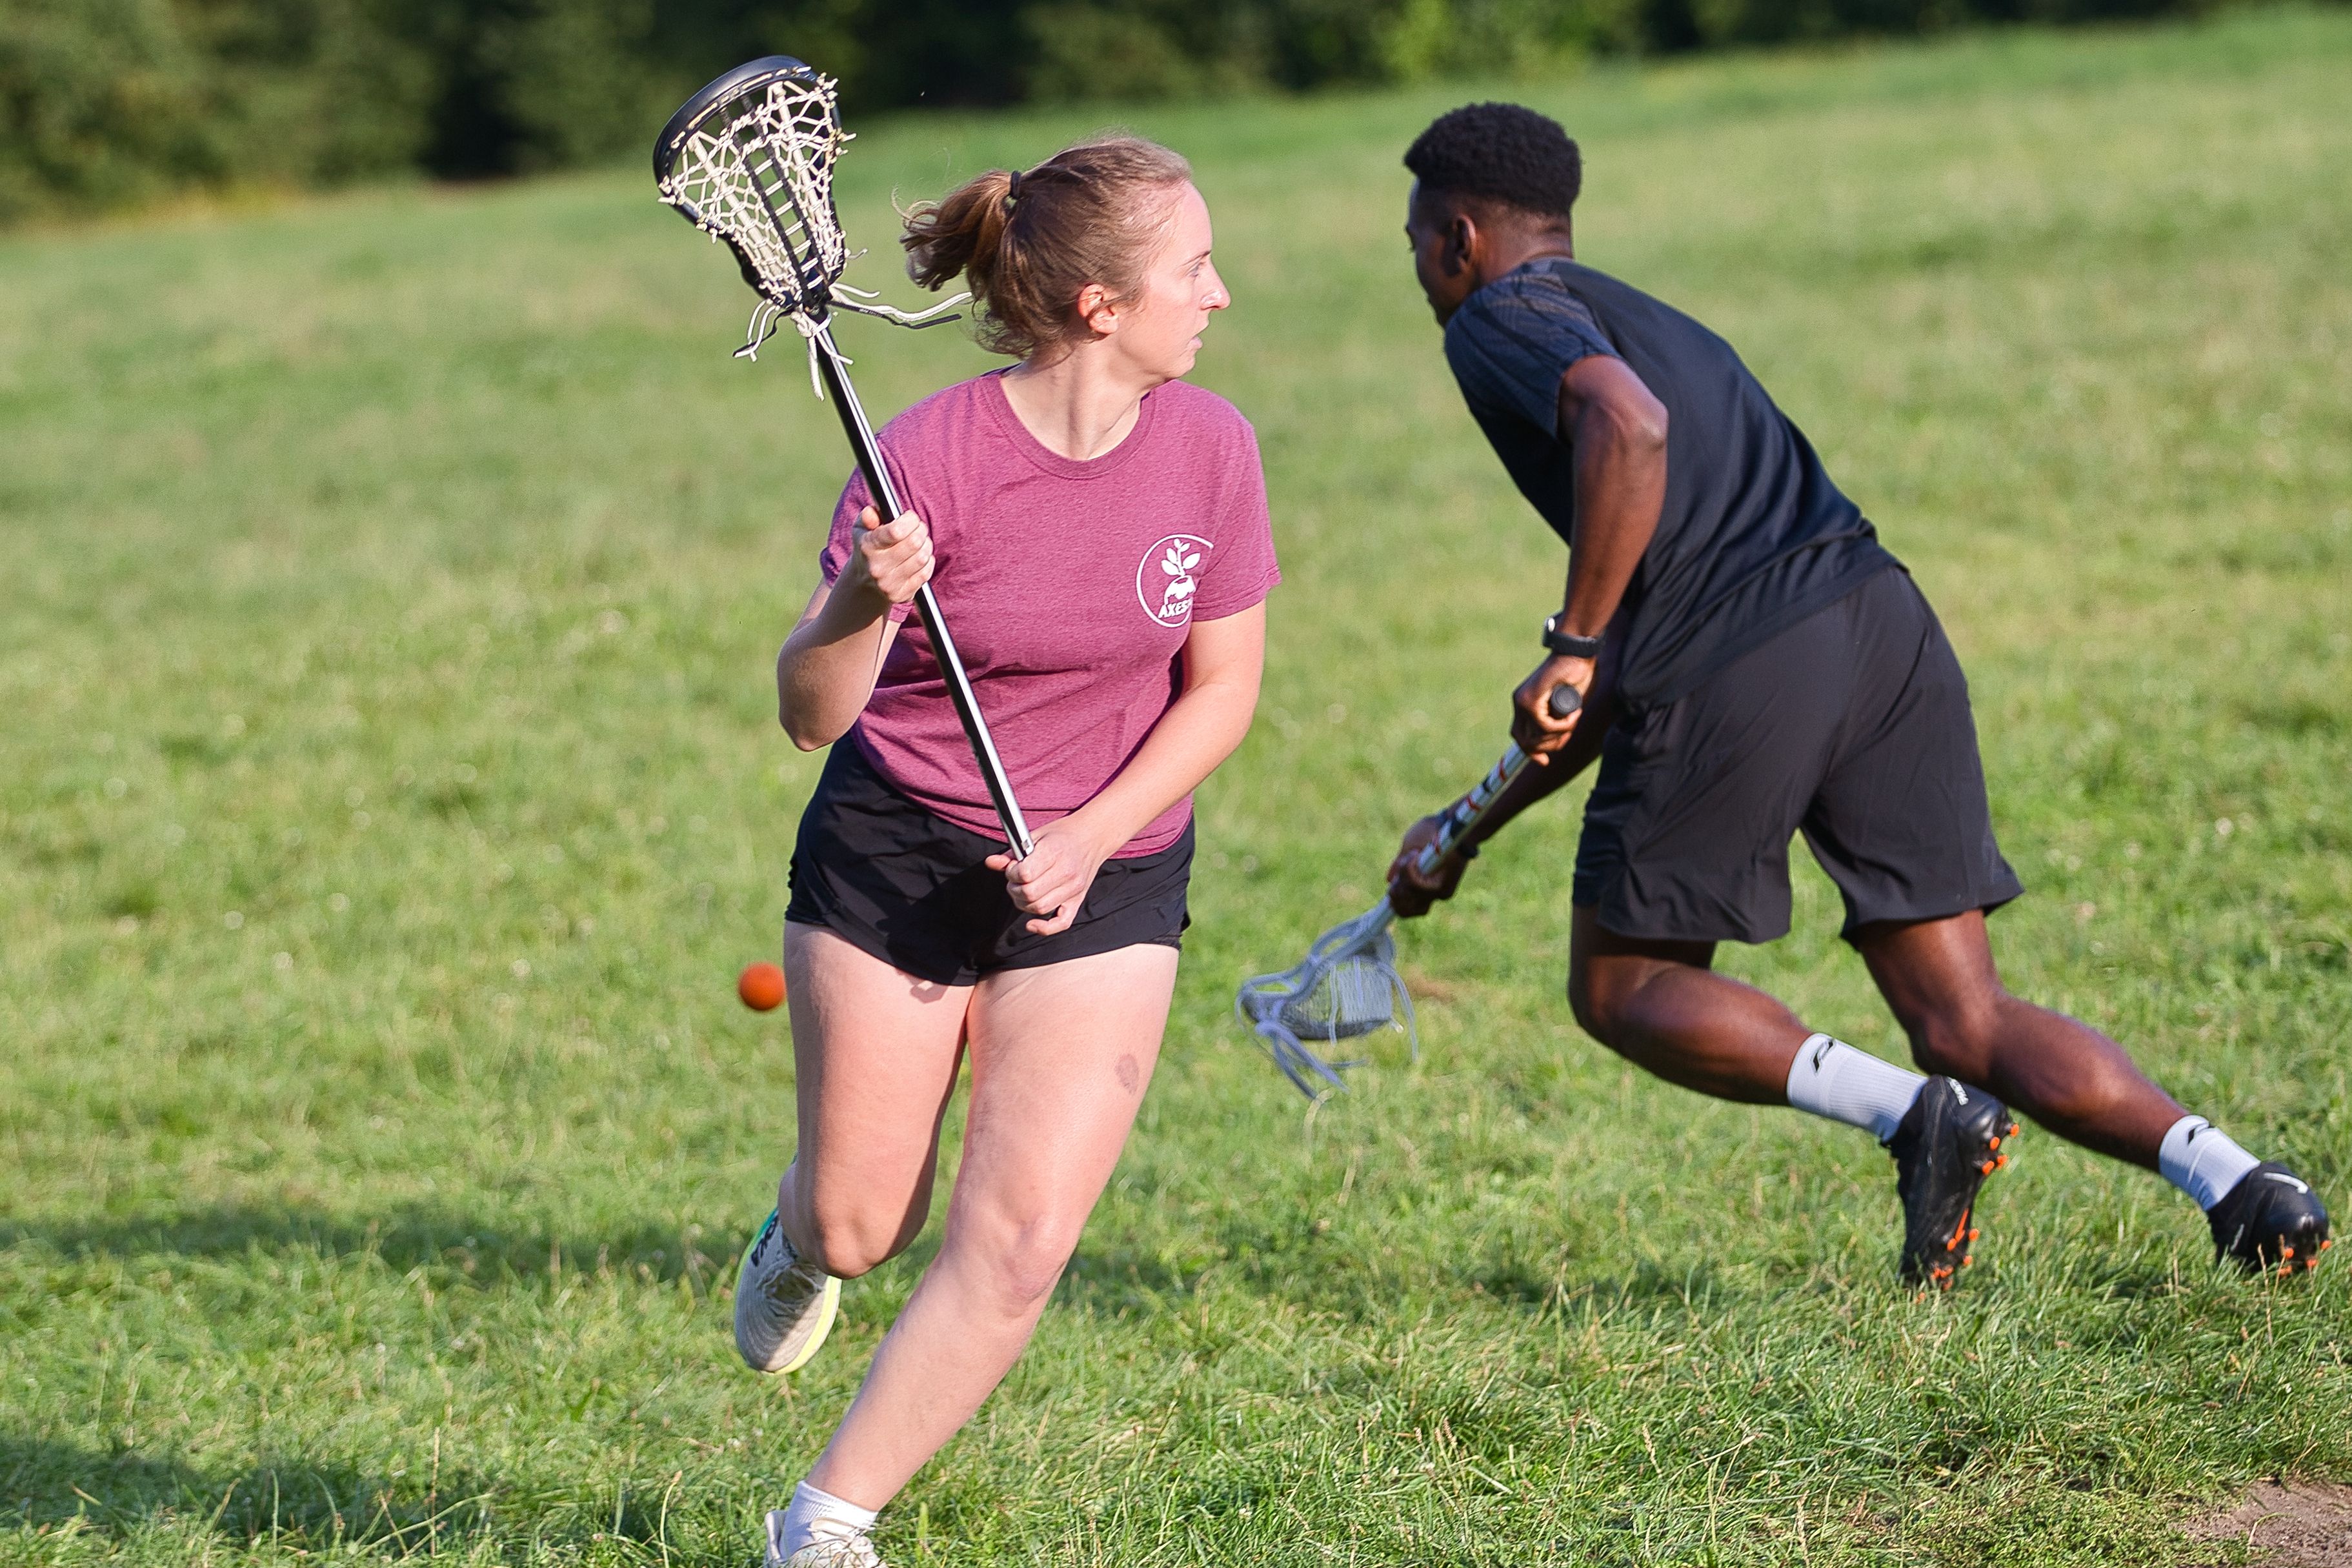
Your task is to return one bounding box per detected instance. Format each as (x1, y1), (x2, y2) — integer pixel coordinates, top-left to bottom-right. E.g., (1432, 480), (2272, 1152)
(1101, 182), (1228, 380)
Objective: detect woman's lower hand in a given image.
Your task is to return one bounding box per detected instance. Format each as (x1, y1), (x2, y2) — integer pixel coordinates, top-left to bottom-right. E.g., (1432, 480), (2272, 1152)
(987, 817), (1114, 936)
(840, 505), (934, 612)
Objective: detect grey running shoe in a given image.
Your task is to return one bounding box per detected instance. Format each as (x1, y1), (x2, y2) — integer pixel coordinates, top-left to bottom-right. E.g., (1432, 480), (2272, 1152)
(734, 1210), (839, 1374)
(765, 1509), (885, 1568)
(2207, 1162), (2332, 1276)
(1887, 1076), (2017, 1289)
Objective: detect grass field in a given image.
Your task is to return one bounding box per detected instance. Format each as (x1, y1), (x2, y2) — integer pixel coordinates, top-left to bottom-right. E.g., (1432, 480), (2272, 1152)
(5, 8), (2351, 1563)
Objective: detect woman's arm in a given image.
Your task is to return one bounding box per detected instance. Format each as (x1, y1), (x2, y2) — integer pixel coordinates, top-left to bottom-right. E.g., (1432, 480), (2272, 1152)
(987, 601), (1267, 934)
(776, 507), (934, 750)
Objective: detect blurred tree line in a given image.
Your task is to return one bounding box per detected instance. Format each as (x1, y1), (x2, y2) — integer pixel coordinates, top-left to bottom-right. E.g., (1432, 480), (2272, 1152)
(0, 0), (2245, 222)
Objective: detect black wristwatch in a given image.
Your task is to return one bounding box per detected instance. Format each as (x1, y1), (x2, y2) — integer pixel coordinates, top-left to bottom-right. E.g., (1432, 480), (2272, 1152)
(1542, 614), (1603, 660)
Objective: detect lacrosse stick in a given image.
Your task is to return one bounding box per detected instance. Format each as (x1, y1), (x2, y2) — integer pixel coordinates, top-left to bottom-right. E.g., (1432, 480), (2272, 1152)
(1236, 685), (1580, 1098)
(654, 57), (1034, 858)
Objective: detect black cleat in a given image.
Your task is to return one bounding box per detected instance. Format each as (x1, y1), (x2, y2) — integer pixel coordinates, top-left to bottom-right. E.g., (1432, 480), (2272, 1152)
(1887, 1076), (2018, 1290)
(2207, 1162), (2332, 1276)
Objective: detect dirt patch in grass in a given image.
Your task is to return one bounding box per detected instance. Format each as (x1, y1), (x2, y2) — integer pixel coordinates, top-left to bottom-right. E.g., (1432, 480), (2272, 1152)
(2190, 1482), (2352, 1566)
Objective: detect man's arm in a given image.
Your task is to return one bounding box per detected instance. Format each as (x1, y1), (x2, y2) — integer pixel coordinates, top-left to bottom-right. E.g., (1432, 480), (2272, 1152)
(1389, 654), (1618, 916)
(1509, 353), (1667, 761)
(1391, 353), (1667, 917)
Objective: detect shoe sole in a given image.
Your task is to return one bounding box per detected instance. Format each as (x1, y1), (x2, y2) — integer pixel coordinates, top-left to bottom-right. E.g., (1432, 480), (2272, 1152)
(1901, 1102), (2018, 1292)
(2266, 1235), (2333, 1276)
(767, 1274), (839, 1375)
(2221, 1226), (2333, 1278)
(735, 1213), (842, 1374)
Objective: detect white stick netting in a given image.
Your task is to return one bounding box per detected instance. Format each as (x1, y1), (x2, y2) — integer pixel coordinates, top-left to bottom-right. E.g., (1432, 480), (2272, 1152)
(658, 67), (849, 327)
(656, 61), (972, 387)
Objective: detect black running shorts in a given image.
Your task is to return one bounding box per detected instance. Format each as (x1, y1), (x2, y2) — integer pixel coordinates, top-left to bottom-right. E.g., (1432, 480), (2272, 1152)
(785, 739), (1191, 987)
(1573, 567), (2023, 944)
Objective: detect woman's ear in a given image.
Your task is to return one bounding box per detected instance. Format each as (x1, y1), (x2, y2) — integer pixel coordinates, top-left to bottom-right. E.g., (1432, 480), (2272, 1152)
(1074, 281), (1119, 336)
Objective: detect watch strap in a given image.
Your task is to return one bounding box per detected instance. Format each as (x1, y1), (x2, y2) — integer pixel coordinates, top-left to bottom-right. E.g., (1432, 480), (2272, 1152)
(1542, 616), (1603, 659)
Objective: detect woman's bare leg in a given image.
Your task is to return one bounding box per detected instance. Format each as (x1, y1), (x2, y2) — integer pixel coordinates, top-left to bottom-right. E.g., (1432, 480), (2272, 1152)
(774, 923), (971, 1276)
(805, 941), (1180, 1507)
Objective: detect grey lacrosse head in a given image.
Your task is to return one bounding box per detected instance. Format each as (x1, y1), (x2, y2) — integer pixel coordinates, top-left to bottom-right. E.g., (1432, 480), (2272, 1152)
(1276, 930), (1405, 1041)
(654, 57), (850, 322)
(1236, 903), (1418, 1098)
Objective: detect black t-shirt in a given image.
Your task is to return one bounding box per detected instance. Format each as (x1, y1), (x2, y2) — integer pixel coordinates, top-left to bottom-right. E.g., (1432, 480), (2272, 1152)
(1444, 257), (1897, 709)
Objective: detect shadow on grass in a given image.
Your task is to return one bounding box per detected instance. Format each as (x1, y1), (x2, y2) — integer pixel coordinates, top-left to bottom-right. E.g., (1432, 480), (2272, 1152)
(0, 1203), (738, 1291)
(0, 1434), (510, 1555)
(0, 1434), (717, 1559)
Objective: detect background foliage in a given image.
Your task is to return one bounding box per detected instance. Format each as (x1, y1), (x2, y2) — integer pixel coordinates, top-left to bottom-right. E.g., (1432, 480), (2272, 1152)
(0, 0), (2319, 223)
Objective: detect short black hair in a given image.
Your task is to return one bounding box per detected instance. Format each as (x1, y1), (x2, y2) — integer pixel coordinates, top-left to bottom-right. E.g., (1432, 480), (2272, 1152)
(1404, 102), (1582, 223)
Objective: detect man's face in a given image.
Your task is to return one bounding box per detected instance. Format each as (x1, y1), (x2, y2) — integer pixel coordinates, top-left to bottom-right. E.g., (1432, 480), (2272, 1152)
(1403, 181), (1478, 327)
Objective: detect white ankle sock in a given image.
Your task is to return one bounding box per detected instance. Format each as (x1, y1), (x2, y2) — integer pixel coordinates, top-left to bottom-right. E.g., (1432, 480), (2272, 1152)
(2158, 1116), (2262, 1211)
(1784, 1033), (1927, 1143)
(772, 1481), (879, 1560)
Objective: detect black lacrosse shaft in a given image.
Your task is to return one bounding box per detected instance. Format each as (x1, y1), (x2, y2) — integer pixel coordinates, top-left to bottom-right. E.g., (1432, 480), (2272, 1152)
(809, 326), (1036, 859)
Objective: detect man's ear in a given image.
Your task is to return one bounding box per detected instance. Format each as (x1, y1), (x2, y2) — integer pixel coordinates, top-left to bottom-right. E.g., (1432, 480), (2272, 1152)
(1445, 210), (1480, 277)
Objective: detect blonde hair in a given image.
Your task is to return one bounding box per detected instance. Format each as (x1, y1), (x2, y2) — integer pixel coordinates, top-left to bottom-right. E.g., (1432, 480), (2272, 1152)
(901, 136), (1193, 360)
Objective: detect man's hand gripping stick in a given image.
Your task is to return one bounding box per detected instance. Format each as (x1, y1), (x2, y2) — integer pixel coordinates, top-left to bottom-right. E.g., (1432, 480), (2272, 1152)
(1402, 684), (1580, 884)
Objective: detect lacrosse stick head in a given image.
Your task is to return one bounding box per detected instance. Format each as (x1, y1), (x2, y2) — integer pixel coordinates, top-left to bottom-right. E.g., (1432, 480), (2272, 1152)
(1235, 901), (1418, 1098)
(655, 57), (850, 336)
(654, 57), (970, 368)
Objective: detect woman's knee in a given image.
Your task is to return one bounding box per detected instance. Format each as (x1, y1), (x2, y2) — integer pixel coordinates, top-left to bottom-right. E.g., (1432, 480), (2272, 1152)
(800, 1194), (927, 1280)
(953, 1212), (1080, 1316)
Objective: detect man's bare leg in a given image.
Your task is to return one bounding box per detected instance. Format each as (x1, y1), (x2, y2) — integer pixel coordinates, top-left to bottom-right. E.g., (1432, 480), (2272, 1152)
(1852, 909), (2182, 1168)
(1564, 909), (1809, 1101)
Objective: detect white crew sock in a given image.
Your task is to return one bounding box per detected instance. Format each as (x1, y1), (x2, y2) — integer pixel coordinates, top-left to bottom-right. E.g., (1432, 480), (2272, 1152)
(2158, 1115), (2262, 1211)
(1784, 1032), (1927, 1143)
(770, 1481), (879, 1562)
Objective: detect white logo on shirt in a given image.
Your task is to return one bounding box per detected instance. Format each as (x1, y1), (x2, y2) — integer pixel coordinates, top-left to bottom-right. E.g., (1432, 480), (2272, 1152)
(1137, 534), (1210, 627)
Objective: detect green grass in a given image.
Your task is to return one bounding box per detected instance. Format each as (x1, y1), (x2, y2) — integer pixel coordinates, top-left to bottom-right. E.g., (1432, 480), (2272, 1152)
(5, 8), (2350, 1563)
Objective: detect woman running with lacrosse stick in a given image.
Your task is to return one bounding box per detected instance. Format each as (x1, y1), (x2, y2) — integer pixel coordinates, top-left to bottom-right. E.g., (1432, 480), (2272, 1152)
(736, 138), (1277, 1568)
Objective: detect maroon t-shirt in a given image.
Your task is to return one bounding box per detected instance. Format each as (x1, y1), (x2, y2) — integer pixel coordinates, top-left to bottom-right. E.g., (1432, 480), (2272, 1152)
(820, 370), (1279, 857)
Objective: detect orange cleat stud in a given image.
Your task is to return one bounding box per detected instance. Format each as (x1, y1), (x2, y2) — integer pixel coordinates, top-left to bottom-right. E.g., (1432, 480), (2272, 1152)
(1969, 1228), (1981, 1241)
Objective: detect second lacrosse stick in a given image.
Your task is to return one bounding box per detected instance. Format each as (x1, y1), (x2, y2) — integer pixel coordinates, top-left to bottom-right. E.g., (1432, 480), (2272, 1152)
(1236, 685), (1580, 1096)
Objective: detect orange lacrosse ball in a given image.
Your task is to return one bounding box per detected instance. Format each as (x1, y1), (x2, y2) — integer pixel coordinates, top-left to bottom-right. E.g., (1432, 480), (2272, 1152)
(738, 961), (787, 1012)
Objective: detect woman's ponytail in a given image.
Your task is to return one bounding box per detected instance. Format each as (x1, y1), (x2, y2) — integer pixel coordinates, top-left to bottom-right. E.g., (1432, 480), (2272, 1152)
(903, 168), (1016, 297)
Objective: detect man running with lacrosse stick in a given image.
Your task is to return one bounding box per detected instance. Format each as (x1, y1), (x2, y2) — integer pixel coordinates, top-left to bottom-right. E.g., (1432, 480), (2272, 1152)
(1380, 102), (2329, 1288)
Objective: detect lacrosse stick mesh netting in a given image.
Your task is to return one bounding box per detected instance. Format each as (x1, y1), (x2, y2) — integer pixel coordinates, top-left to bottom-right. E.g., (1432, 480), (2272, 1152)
(658, 64), (847, 334)
(1236, 905), (1418, 1097)
(654, 58), (967, 379)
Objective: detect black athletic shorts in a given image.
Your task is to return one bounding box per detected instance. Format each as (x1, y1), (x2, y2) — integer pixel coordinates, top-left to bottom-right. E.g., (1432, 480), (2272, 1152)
(1573, 566), (2023, 944)
(785, 739), (1191, 987)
